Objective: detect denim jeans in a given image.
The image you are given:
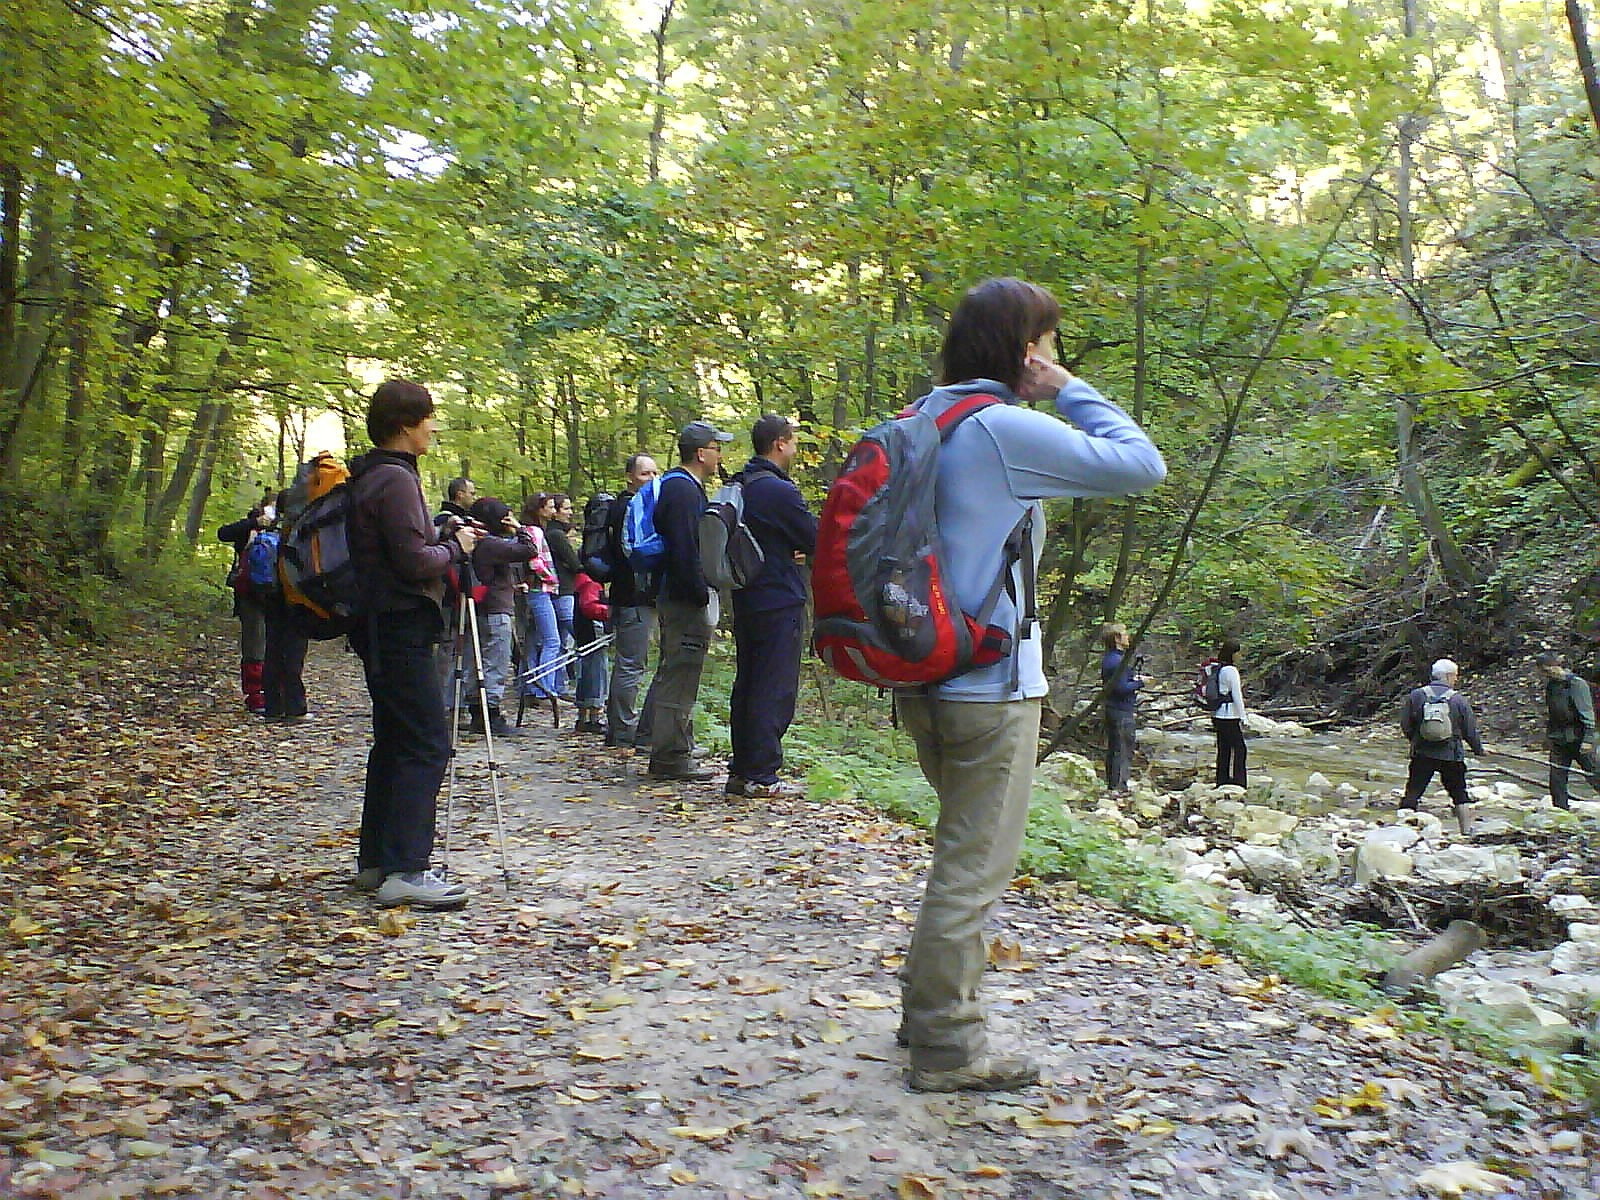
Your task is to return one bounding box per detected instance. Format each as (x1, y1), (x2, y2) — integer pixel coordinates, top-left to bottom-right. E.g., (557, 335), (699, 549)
(553, 594), (576, 693)
(576, 638), (609, 706)
(606, 605), (654, 743)
(520, 590), (562, 699)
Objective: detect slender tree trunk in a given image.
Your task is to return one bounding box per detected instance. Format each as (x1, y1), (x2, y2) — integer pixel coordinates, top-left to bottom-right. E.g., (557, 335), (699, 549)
(1393, 0), (1480, 592)
(184, 403), (232, 546)
(562, 370), (583, 496)
(0, 163), (20, 394)
(62, 257), (90, 494)
(647, 0), (676, 183)
(1567, 0), (1600, 140)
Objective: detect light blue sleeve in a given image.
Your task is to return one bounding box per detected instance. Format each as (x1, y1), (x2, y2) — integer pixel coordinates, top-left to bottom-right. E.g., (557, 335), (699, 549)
(982, 378), (1166, 501)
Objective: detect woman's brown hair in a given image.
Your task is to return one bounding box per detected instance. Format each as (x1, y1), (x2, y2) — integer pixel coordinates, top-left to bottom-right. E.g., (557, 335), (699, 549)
(938, 277), (1062, 391)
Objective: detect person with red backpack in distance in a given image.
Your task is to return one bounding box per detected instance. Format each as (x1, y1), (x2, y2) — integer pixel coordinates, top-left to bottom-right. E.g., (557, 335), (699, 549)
(889, 278), (1165, 1093)
(1400, 658), (1487, 837)
(218, 491), (275, 714)
(1211, 639), (1249, 788)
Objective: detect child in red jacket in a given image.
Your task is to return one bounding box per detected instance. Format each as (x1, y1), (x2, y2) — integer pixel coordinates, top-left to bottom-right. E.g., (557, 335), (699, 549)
(572, 572), (611, 733)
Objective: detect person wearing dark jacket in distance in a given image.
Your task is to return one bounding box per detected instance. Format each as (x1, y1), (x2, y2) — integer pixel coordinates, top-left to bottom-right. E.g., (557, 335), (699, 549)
(466, 496), (537, 740)
(433, 476), (477, 716)
(647, 420), (734, 782)
(218, 494), (274, 714)
(893, 277), (1165, 1094)
(603, 454), (659, 747)
(726, 414), (818, 800)
(259, 489), (310, 722)
(1099, 622), (1142, 795)
(1535, 650), (1597, 810)
(1400, 657), (1488, 837)
(346, 380), (480, 910)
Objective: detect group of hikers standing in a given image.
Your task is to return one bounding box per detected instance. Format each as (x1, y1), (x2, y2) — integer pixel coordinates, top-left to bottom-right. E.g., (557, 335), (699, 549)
(215, 276), (1170, 1094)
(1096, 630), (1598, 835)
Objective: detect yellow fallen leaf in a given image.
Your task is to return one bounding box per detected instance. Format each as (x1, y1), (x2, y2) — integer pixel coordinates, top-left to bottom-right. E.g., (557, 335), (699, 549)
(376, 910), (411, 936)
(669, 1125), (731, 1142)
(842, 989), (894, 1009)
(489, 1167), (522, 1186)
(803, 1184), (844, 1199)
(669, 1168), (697, 1184)
(819, 1019), (848, 1044)
(1314, 1080), (1388, 1118)
(9, 914), (44, 937)
(896, 1175), (945, 1199)
(969, 1164), (1006, 1178)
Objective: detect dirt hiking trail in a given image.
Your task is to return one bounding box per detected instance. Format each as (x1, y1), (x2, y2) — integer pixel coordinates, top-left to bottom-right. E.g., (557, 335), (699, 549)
(1, 629), (1596, 1199)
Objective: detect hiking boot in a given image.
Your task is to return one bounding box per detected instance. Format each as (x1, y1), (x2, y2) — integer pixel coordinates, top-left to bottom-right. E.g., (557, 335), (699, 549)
(349, 867), (385, 893)
(742, 779), (805, 800)
(908, 1054), (1040, 1094)
(724, 776), (747, 797)
(375, 869), (469, 910)
(464, 708), (486, 738)
(1455, 805), (1476, 838)
(647, 762), (717, 783)
(487, 708), (522, 739)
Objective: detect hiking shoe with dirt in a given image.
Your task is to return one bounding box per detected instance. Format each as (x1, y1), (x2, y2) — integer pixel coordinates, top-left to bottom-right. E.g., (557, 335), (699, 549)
(375, 869), (469, 910)
(908, 1055), (1040, 1094)
(487, 708), (523, 739)
(741, 779), (805, 800)
(349, 867), (386, 893)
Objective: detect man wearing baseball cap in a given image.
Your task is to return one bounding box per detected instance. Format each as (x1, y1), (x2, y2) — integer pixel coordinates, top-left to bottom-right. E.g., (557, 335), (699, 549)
(647, 419), (733, 781)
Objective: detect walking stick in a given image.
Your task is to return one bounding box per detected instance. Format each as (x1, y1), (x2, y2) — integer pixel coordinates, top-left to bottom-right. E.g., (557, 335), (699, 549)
(440, 565), (512, 890)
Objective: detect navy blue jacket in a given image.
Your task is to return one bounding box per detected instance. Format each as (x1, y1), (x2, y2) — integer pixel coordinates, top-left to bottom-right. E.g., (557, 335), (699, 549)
(1101, 649), (1141, 716)
(654, 466), (710, 607)
(733, 456), (818, 615)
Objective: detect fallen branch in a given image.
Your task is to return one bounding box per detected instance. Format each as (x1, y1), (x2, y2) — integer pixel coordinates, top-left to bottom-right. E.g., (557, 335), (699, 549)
(1382, 920), (1487, 996)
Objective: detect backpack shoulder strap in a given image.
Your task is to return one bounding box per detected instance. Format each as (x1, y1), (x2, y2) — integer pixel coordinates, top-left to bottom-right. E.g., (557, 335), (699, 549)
(930, 393), (1005, 438)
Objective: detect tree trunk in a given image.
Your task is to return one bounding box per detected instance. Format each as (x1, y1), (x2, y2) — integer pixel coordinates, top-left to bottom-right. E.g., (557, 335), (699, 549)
(647, 0), (676, 183)
(184, 403), (232, 546)
(0, 163), (20, 395)
(1566, 0), (1600, 140)
(61, 244), (91, 494)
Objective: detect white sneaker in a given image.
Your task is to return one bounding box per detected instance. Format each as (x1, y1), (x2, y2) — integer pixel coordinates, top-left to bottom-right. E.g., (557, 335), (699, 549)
(375, 869), (469, 910)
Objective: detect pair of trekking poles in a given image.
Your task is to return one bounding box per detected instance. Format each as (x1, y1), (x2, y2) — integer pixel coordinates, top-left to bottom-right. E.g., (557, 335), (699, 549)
(437, 567), (616, 891)
(512, 634), (615, 728)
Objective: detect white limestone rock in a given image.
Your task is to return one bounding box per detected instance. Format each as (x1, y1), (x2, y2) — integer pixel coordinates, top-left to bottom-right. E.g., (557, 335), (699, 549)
(1549, 894), (1599, 919)
(1355, 841), (1416, 887)
(1226, 845), (1305, 889)
(1428, 974), (1580, 1052)
(1232, 804), (1299, 843)
(1334, 781), (1361, 798)
(1552, 939), (1600, 976)
(1412, 846), (1525, 887)
(1305, 772), (1333, 793)
(1529, 973), (1600, 1020)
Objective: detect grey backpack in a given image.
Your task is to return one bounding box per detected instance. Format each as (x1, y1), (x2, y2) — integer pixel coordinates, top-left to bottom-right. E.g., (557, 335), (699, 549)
(1417, 688), (1456, 742)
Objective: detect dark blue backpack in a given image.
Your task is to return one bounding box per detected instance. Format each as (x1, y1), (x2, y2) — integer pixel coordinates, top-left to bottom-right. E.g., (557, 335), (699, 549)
(246, 530), (281, 591)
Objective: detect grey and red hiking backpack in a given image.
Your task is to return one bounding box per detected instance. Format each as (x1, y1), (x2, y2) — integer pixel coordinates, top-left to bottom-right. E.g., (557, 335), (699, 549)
(812, 394), (1034, 688)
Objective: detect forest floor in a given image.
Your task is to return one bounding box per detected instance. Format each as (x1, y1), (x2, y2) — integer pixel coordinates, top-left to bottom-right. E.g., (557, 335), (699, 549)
(2, 625), (1599, 1199)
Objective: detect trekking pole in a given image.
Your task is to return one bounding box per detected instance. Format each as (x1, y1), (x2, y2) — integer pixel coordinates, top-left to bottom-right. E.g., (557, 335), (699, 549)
(512, 635), (614, 727)
(461, 581), (513, 889)
(441, 586), (470, 876)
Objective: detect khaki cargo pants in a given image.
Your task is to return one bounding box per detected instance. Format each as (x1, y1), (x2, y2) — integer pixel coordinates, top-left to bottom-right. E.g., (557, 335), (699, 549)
(895, 694), (1040, 1071)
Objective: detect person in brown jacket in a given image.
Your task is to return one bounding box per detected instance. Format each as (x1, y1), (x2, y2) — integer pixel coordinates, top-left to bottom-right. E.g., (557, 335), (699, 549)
(346, 380), (480, 910)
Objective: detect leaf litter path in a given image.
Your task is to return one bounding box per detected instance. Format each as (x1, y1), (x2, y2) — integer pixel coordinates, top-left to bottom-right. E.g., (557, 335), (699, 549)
(1, 631), (1596, 1200)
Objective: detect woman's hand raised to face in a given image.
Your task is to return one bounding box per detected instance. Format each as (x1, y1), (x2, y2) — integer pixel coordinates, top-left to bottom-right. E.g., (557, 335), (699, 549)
(1017, 354), (1073, 404)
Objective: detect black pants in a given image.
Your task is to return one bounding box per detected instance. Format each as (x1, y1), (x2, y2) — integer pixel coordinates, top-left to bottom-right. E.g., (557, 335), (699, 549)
(1104, 712), (1135, 791)
(1549, 739), (1600, 809)
(261, 597), (309, 718)
(352, 606), (450, 875)
(1401, 756), (1469, 809)
(729, 603), (804, 786)
(1213, 718), (1247, 787)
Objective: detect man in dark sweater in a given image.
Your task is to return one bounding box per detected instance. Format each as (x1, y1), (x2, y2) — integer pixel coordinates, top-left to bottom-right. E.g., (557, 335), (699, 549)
(1536, 650), (1600, 810)
(467, 496), (538, 740)
(647, 421), (732, 782)
(1399, 658), (1487, 837)
(726, 414), (818, 800)
(604, 453), (659, 747)
(346, 380), (479, 910)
